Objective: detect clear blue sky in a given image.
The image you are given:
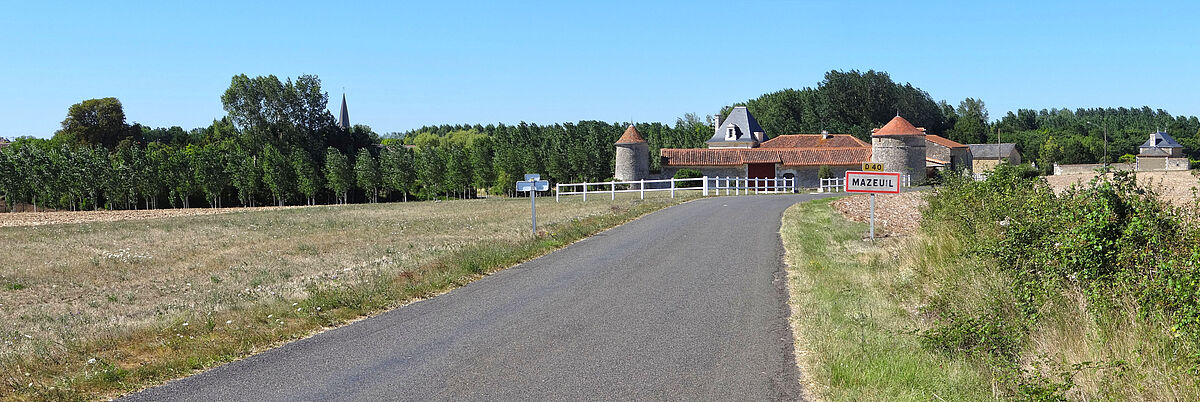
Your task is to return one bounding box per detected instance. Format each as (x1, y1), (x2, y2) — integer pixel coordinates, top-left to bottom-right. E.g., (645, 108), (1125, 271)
(3, 1), (1198, 138)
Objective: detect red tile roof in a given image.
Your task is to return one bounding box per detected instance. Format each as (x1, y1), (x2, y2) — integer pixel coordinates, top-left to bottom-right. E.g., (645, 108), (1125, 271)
(615, 125), (646, 144)
(872, 115), (926, 136)
(925, 135), (967, 149)
(758, 134), (868, 149)
(661, 148), (871, 167)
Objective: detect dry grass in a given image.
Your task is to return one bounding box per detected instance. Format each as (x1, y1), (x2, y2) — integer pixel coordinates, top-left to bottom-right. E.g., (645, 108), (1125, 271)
(0, 205), (304, 228)
(0, 194), (689, 400)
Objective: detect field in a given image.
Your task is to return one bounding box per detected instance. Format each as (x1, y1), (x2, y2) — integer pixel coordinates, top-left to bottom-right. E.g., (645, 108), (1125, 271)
(0, 194), (689, 399)
(1044, 170), (1200, 207)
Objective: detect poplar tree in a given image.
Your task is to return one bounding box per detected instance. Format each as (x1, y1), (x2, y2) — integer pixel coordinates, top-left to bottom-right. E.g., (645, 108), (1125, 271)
(323, 147), (352, 204)
(380, 147), (415, 202)
(291, 149), (321, 205)
(260, 144), (293, 206)
(354, 148), (381, 203)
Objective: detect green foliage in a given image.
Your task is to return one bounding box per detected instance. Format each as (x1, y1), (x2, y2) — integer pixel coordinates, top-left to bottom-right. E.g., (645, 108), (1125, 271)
(1118, 153), (1136, 164)
(671, 168), (702, 188)
(260, 144), (292, 206)
(354, 148), (381, 203)
(920, 164), (1200, 397)
(53, 97), (135, 148)
(291, 149), (321, 205)
(817, 165), (833, 179)
(323, 147), (352, 204)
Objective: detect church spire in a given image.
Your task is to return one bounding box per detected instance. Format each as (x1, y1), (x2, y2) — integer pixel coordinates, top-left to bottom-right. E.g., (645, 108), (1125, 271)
(338, 93), (350, 129)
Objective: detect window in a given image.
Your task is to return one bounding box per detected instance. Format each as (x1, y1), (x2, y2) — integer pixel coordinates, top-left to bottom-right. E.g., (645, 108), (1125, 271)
(726, 127), (736, 140)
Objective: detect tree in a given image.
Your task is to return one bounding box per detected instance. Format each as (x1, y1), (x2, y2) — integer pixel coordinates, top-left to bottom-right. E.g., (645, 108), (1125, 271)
(324, 147), (352, 204)
(469, 136), (495, 194)
(220, 74), (336, 155)
(191, 144), (229, 208)
(260, 144), (293, 206)
(354, 148), (382, 203)
(291, 149), (321, 205)
(381, 147), (415, 202)
(414, 146), (444, 198)
(227, 146), (261, 207)
(54, 97), (133, 148)
(949, 98), (989, 145)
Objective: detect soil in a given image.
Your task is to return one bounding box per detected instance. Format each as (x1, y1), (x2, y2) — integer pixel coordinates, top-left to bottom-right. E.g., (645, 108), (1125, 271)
(0, 206), (302, 228)
(831, 192), (927, 237)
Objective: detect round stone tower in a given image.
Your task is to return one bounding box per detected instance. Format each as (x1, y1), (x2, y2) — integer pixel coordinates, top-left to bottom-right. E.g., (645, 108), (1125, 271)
(614, 125), (649, 181)
(870, 115), (927, 183)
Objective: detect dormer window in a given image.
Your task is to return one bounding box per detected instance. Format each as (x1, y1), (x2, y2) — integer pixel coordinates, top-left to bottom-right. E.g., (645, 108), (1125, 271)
(725, 125), (737, 140)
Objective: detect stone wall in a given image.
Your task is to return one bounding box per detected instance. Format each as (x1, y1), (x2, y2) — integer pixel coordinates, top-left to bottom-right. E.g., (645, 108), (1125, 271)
(1053, 163), (1135, 175)
(1137, 157), (1189, 171)
(614, 143), (649, 181)
(872, 135), (926, 182)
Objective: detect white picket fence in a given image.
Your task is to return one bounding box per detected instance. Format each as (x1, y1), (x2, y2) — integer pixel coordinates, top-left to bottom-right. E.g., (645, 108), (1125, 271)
(818, 174), (913, 193)
(555, 176), (796, 201)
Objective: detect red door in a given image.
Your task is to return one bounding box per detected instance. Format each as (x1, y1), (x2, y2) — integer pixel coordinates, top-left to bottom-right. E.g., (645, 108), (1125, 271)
(747, 163), (775, 191)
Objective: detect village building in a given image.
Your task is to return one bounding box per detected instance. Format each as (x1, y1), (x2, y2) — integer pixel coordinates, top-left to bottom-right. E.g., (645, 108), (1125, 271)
(614, 125), (649, 181)
(0, 137), (10, 149)
(968, 143), (1021, 171)
(1135, 130), (1188, 171)
(925, 134), (971, 171)
(647, 108), (961, 188)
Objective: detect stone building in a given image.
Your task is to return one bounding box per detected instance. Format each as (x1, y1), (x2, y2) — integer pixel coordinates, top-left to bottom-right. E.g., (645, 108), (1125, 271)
(925, 135), (971, 171)
(1135, 130), (1188, 171)
(870, 116), (927, 183)
(614, 125), (649, 181)
(968, 143), (1021, 171)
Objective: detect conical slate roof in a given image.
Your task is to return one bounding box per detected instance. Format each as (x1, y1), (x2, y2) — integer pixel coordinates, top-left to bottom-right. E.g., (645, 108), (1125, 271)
(872, 115), (926, 136)
(338, 94), (350, 129)
(615, 125), (646, 144)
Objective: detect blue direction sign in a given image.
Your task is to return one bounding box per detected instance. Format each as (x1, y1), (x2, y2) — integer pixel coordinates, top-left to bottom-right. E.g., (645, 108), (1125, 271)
(516, 180), (550, 192)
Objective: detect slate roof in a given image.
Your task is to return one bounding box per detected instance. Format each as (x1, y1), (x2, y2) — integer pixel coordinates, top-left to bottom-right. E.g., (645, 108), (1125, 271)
(1140, 131), (1183, 149)
(759, 134), (867, 149)
(615, 125), (646, 144)
(1138, 148), (1173, 157)
(926, 135), (968, 149)
(661, 147), (871, 167)
(969, 143), (1019, 159)
(707, 106), (766, 144)
(338, 94), (350, 129)
(872, 115), (926, 136)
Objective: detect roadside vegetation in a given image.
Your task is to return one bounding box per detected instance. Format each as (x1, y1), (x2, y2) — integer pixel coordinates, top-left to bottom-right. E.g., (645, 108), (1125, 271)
(0, 195), (686, 400)
(784, 165), (1200, 400)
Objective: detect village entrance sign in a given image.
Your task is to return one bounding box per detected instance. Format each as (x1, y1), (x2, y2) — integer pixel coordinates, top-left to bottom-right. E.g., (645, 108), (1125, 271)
(845, 171), (901, 239)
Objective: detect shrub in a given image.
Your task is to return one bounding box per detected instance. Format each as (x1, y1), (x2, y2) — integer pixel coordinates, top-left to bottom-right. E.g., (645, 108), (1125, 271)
(817, 165), (833, 179)
(673, 168), (703, 188)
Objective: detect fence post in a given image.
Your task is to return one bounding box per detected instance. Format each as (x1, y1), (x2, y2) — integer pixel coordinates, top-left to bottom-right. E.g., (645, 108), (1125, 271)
(703, 176), (709, 196)
(583, 182), (587, 201)
(640, 179), (644, 200)
(556, 183), (560, 202)
(670, 178), (676, 198)
(611, 180), (615, 200)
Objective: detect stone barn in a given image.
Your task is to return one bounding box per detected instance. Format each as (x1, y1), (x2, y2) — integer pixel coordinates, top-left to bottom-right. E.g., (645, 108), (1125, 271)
(924, 134), (971, 172)
(1136, 130), (1188, 171)
(969, 143), (1021, 171)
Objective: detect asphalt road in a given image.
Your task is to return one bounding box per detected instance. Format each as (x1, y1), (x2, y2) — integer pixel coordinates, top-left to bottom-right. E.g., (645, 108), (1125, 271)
(125, 194), (835, 401)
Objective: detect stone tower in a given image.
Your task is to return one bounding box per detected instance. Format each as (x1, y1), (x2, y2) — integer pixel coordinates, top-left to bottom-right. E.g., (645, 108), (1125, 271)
(614, 125), (649, 181)
(871, 115), (927, 183)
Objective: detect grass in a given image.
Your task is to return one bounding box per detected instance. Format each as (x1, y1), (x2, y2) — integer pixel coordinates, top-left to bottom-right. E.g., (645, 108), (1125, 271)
(0, 194), (691, 400)
(780, 198), (992, 401)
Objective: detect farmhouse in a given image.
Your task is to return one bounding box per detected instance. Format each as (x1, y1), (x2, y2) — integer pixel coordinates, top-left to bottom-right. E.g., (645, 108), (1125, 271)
(647, 108), (962, 188)
(1136, 130), (1188, 171)
(968, 143), (1021, 171)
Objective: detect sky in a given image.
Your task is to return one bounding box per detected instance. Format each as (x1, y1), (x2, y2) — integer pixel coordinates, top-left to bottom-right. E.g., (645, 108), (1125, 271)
(2, 0), (1199, 138)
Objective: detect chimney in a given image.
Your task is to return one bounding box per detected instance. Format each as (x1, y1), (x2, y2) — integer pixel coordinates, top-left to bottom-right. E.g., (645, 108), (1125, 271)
(713, 113), (723, 137)
(821, 130), (832, 140)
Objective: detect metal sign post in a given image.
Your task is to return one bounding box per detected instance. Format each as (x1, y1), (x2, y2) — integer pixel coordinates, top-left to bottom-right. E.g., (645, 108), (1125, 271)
(845, 171), (900, 240)
(516, 174), (549, 235)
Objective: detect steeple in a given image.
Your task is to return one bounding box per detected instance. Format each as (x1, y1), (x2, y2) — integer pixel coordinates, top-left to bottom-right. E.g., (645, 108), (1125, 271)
(338, 93), (350, 129)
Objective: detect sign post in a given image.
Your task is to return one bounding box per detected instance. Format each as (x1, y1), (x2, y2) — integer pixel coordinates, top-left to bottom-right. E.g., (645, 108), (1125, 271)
(844, 171), (901, 240)
(516, 174), (549, 235)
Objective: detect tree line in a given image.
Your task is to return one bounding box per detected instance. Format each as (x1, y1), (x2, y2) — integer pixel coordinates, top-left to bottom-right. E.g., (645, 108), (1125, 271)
(3, 70), (1197, 211)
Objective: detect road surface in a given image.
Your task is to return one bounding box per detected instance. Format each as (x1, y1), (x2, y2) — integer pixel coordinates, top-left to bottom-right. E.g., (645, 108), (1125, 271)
(126, 194), (834, 401)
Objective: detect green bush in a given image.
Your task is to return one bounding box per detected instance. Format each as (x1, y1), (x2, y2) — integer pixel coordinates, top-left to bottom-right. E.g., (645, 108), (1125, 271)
(673, 168), (703, 188)
(817, 165), (833, 179)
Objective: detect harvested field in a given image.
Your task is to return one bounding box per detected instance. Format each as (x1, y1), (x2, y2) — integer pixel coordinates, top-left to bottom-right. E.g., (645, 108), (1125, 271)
(0, 206), (302, 228)
(1045, 170), (1200, 207)
(831, 191), (927, 237)
(0, 195), (687, 399)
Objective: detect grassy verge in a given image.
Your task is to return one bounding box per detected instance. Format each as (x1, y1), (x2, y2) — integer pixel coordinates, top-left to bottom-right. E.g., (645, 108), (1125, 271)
(1, 196), (685, 401)
(781, 198), (992, 401)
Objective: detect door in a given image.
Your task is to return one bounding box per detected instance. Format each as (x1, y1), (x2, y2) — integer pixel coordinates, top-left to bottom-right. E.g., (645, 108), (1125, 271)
(747, 163), (775, 191)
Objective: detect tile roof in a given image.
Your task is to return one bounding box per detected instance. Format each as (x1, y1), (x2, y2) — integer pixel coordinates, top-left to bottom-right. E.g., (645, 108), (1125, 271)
(872, 115), (926, 136)
(661, 147), (871, 167)
(925, 135), (967, 149)
(758, 134), (868, 149)
(969, 143), (1019, 159)
(615, 125), (646, 144)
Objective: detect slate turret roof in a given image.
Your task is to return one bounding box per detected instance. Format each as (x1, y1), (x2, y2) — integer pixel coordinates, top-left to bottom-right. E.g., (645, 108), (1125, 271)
(338, 94), (350, 129)
(707, 106), (766, 144)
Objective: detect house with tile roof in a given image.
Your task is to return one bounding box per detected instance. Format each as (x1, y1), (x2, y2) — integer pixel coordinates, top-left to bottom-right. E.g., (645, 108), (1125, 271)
(1136, 130), (1188, 171)
(925, 134), (971, 171)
